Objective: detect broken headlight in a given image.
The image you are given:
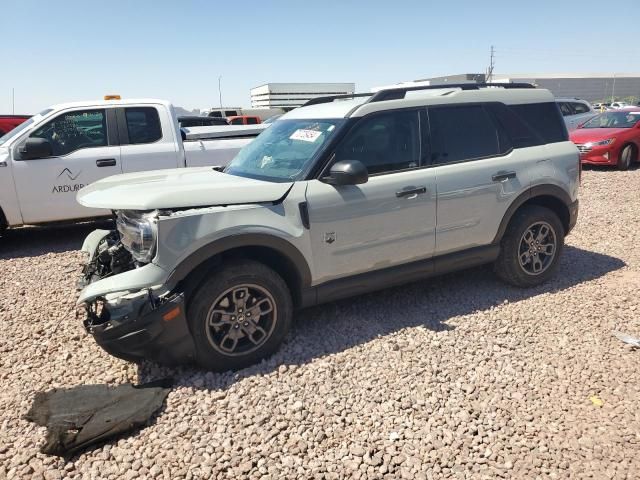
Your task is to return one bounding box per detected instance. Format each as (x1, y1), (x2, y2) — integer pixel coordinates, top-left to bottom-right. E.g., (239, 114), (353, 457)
(116, 210), (158, 263)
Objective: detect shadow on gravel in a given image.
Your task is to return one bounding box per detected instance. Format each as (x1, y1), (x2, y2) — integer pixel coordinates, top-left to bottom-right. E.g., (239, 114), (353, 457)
(136, 245), (625, 390)
(0, 219), (113, 260)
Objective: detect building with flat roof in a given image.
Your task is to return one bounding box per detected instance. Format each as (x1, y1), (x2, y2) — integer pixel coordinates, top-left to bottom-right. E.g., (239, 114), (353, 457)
(492, 73), (640, 103)
(250, 83), (355, 110)
(375, 73), (640, 103)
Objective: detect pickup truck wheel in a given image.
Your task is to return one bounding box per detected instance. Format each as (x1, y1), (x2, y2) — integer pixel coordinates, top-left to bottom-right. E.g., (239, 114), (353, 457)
(494, 205), (564, 288)
(187, 259), (292, 371)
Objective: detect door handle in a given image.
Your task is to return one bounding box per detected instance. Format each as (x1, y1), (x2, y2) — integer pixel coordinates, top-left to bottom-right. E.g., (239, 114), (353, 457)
(396, 186), (427, 198)
(96, 158), (117, 167)
(492, 171), (516, 182)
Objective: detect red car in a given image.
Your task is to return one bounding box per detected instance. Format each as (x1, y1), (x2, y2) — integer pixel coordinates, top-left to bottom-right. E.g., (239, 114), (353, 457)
(0, 115), (31, 137)
(570, 108), (640, 170)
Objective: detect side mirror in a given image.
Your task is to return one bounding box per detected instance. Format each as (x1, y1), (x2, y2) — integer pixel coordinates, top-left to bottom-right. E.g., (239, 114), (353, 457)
(20, 138), (52, 160)
(322, 160), (368, 186)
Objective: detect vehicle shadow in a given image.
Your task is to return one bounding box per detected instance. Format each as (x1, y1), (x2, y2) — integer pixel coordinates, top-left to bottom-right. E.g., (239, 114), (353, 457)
(0, 219), (113, 260)
(582, 163), (640, 171)
(136, 245), (625, 390)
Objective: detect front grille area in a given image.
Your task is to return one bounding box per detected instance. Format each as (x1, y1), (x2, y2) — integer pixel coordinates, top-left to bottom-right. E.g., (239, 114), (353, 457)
(576, 144), (592, 154)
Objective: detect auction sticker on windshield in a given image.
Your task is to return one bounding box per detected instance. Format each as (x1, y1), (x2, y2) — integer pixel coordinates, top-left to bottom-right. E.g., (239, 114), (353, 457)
(290, 129), (322, 142)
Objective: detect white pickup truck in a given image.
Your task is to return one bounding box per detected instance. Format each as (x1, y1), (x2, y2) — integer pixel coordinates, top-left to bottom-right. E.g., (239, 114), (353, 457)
(0, 98), (266, 230)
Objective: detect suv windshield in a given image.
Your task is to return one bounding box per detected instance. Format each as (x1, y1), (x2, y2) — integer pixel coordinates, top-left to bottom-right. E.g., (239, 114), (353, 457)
(0, 109), (53, 146)
(225, 118), (344, 182)
(582, 111), (640, 129)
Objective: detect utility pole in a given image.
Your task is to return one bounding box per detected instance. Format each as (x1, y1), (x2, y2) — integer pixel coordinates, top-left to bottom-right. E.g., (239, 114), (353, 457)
(486, 45), (495, 83)
(218, 76), (222, 108)
(12, 88), (15, 114)
(611, 73), (616, 103)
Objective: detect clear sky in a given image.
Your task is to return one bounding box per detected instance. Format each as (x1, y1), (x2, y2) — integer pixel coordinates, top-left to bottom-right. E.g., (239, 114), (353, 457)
(2, 0), (639, 114)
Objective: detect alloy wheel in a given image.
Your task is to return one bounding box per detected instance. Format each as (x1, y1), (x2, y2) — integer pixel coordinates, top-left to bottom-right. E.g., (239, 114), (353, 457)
(205, 284), (277, 356)
(518, 221), (557, 275)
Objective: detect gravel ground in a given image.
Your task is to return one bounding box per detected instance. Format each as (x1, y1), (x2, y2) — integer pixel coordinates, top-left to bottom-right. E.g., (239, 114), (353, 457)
(1, 169), (639, 479)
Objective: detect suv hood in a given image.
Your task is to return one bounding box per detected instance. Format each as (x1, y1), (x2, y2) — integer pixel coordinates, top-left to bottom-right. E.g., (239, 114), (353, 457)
(77, 167), (293, 210)
(570, 127), (629, 143)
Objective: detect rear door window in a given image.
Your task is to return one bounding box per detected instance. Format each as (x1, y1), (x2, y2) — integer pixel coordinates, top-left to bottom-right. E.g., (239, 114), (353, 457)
(558, 102), (574, 116)
(124, 107), (162, 144)
(30, 109), (107, 156)
(246, 117), (259, 125)
(428, 105), (500, 164)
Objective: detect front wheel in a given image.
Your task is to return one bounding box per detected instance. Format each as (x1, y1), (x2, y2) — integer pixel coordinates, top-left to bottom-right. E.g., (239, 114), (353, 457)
(618, 145), (634, 171)
(494, 205), (564, 287)
(187, 259), (293, 371)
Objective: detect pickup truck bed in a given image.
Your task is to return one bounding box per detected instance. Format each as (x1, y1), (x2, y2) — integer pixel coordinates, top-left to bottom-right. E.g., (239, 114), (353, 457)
(182, 124), (268, 167)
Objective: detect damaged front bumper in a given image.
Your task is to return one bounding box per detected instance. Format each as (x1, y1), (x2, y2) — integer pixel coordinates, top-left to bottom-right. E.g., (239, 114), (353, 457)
(77, 230), (195, 366)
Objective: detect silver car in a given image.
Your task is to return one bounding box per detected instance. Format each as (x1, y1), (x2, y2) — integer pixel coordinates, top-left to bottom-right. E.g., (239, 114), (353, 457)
(556, 98), (597, 131)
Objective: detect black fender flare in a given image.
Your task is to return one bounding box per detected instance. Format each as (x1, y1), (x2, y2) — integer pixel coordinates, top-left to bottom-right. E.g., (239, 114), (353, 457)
(166, 233), (312, 291)
(492, 185), (572, 244)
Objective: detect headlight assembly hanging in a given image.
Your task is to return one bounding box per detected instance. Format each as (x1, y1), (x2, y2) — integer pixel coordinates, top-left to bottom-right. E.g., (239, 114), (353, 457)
(115, 210), (158, 263)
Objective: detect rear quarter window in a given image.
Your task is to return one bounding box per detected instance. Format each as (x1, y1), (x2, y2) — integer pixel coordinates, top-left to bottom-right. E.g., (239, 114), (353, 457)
(509, 102), (568, 144)
(571, 102), (590, 114)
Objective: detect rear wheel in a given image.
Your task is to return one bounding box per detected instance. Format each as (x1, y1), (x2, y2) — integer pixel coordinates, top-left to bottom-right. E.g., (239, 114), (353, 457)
(187, 259), (293, 371)
(494, 205), (564, 287)
(618, 145), (634, 171)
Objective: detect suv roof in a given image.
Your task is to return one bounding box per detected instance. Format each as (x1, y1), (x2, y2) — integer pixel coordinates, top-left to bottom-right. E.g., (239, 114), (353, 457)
(283, 83), (555, 120)
(556, 98), (590, 103)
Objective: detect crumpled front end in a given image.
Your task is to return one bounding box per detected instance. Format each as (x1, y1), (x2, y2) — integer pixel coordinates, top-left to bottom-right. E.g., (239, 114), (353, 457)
(77, 228), (195, 366)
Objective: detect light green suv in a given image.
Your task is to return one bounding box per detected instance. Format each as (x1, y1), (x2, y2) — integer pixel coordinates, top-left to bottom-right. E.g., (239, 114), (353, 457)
(77, 83), (580, 371)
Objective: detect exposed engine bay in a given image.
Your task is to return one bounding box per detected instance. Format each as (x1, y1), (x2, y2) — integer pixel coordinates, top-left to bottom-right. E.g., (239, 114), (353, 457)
(79, 231), (136, 286)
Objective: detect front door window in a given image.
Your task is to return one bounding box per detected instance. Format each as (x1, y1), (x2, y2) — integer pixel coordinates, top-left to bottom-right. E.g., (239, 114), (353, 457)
(30, 109), (107, 156)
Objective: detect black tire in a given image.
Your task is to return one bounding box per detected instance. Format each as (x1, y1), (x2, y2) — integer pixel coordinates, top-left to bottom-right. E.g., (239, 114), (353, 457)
(618, 145), (633, 171)
(0, 208), (7, 237)
(494, 205), (564, 288)
(187, 259), (292, 371)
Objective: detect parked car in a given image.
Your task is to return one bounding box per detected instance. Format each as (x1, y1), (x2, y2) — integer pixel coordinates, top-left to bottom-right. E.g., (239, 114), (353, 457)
(0, 98), (266, 231)
(206, 107), (283, 121)
(0, 115), (31, 137)
(178, 116), (228, 128)
(610, 102), (630, 109)
(556, 98), (597, 131)
(592, 103), (611, 112)
(227, 115), (261, 125)
(570, 108), (640, 170)
(76, 82), (579, 371)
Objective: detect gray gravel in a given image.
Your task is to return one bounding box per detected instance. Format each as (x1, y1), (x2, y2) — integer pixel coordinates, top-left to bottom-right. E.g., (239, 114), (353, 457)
(1, 169), (640, 479)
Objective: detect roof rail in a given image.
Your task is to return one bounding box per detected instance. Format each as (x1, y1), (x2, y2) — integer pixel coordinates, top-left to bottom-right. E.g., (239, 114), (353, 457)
(366, 82), (536, 103)
(302, 93), (373, 107)
(300, 82), (536, 108)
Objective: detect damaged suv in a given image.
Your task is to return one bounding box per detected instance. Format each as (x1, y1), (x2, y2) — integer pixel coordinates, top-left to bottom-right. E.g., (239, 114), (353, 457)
(77, 83), (579, 371)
